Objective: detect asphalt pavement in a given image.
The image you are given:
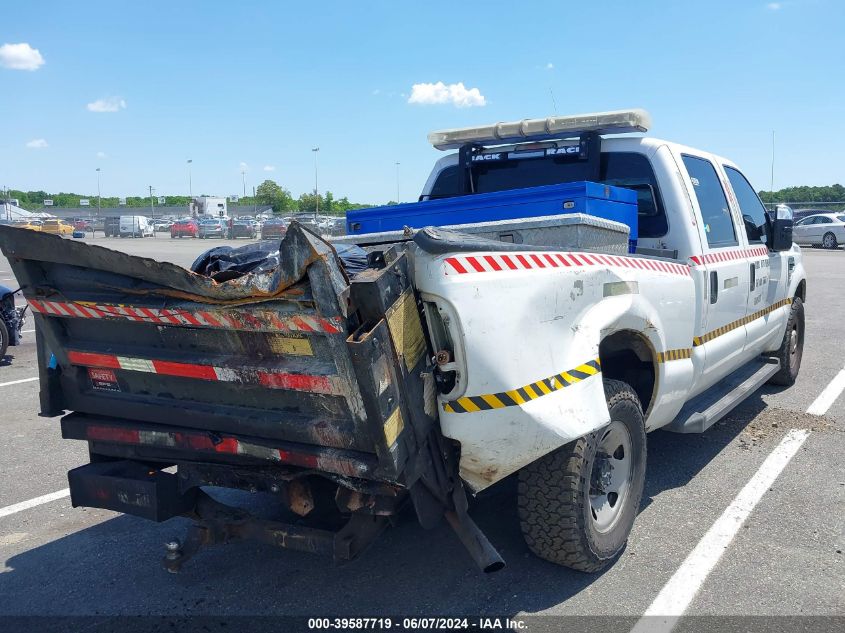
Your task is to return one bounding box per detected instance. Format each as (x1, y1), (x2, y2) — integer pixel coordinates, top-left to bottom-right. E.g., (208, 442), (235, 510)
(0, 236), (842, 627)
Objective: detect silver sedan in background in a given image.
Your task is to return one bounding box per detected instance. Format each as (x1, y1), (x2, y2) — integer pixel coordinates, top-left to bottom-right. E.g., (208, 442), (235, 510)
(792, 213), (845, 249)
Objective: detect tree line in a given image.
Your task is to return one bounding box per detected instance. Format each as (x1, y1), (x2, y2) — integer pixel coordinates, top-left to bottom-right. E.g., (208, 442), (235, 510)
(10, 181), (842, 214)
(757, 184), (845, 204)
(4, 179), (393, 216)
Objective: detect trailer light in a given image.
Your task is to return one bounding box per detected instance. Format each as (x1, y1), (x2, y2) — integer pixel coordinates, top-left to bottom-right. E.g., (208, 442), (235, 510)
(428, 108), (652, 150)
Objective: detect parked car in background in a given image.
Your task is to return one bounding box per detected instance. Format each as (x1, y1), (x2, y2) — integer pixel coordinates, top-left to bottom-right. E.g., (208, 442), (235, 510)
(0, 283), (27, 360)
(154, 219), (174, 232)
(170, 218), (199, 239)
(41, 219), (74, 236)
(13, 219), (43, 231)
(792, 213), (845, 249)
(103, 216), (121, 237)
(260, 217), (288, 239)
(198, 218), (226, 239)
(73, 219), (93, 232)
(792, 208), (831, 222)
(119, 215), (155, 238)
(231, 218), (258, 239)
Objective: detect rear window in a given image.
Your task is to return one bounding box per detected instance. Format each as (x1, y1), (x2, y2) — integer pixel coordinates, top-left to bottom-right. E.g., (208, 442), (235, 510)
(427, 151), (668, 238)
(837, 215), (845, 222)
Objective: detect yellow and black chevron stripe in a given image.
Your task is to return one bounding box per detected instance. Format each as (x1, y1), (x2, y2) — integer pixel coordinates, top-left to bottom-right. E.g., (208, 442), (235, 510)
(443, 358), (601, 414)
(657, 348), (692, 363)
(693, 297), (792, 347)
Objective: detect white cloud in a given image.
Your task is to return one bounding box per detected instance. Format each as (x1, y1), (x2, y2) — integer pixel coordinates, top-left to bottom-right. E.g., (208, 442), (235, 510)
(766, 2), (781, 9)
(239, 161), (248, 171)
(87, 97), (126, 113)
(546, 62), (554, 70)
(0, 43), (45, 71)
(372, 88), (381, 95)
(97, 151), (107, 158)
(25, 138), (48, 149)
(408, 81), (486, 108)
(263, 165), (275, 172)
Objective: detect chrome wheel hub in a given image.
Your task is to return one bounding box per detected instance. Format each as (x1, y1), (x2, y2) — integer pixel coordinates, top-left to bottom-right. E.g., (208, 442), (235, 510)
(589, 421), (633, 533)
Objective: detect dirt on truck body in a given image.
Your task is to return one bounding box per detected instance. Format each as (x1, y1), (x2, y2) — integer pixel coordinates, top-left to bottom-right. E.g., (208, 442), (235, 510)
(0, 222), (504, 573)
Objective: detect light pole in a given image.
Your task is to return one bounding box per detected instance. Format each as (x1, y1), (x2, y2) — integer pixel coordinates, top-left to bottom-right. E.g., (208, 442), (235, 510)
(187, 159), (193, 199)
(395, 161), (400, 204)
(149, 185), (155, 219)
(96, 168), (101, 218)
(312, 147), (320, 219)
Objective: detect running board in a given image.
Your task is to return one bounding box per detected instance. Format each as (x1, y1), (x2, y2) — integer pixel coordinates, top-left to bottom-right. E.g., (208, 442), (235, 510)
(666, 357), (780, 433)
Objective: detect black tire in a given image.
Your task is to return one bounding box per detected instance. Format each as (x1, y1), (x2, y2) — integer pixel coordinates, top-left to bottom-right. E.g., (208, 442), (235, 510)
(822, 232), (838, 250)
(0, 319), (8, 360)
(518, 379), (646, 572)
(767, 296), (805, 386)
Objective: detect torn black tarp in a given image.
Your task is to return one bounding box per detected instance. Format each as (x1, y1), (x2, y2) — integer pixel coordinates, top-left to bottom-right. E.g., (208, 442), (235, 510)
(191, 238), (369, 283)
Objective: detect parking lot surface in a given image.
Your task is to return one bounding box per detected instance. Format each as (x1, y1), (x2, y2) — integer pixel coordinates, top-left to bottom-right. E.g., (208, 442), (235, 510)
(0, 237), (843, 626)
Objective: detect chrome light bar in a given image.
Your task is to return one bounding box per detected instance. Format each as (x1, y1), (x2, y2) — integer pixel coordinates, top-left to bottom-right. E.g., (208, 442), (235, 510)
(428, 108), (651, 150)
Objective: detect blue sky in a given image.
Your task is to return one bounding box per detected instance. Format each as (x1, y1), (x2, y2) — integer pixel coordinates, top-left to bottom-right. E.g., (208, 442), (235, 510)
(2, 0), (843, 204)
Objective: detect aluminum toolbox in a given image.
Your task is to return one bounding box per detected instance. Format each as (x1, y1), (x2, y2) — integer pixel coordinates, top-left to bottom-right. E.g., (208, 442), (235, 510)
(334, 212), (631, 255)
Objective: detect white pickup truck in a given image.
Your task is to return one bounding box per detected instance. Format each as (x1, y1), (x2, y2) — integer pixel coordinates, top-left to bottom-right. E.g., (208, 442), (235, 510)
(0, 109), (805, 575)
(400, 109), (806, 570)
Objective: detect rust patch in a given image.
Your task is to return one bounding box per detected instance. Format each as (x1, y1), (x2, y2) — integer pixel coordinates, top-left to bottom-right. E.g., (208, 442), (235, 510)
(287, 479), (314, 516)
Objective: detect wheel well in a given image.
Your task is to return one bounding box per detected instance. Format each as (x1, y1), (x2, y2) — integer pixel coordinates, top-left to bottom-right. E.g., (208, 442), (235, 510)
(795, 279), (806, 303)
(599, 331), (656, 415)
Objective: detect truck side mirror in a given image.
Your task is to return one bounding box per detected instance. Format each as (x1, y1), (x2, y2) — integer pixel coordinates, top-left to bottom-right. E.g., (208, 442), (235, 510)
(768, 204), (793, 252)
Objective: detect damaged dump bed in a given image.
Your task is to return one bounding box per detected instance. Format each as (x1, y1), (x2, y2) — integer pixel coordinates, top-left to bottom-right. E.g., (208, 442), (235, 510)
(0, 223), (441, 486)
(0, 222), (509, 572)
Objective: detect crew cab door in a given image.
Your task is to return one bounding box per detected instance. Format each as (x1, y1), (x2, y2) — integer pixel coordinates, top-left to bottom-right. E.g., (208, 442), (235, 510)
(681, 154), (750, 385)
(722, 165), (788, 353)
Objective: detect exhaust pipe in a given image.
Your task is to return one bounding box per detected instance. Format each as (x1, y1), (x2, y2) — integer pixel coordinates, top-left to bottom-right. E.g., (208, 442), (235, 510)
(444, 510), (505, 573)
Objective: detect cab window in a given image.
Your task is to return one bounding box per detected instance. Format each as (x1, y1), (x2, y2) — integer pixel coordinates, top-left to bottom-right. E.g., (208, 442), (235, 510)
(682, 155), (737, 248)
(427, 151), (668, 238)
(724, 166), (768, 244)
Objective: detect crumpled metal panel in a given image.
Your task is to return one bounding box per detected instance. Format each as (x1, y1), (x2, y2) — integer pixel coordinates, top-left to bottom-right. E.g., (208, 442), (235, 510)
(0, 222), (350, 314)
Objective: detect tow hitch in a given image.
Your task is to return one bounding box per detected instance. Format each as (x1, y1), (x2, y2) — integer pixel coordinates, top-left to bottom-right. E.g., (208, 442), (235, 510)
(162, 491), (389, 573)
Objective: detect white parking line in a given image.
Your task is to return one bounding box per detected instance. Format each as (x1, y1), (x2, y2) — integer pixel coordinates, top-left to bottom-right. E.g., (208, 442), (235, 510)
(630, 428), (810, 633)
(806, 369), (845, 416)
(0, 488), (70, 519)
(0, 377), (39, 388)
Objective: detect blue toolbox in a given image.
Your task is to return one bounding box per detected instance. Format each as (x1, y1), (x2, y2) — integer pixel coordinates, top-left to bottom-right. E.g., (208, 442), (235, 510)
(346, 181), (639, 251)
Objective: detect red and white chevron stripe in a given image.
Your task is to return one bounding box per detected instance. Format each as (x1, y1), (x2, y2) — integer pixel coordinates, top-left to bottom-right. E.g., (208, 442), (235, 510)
(83, 423), (366, 477)
(688, 245), (769, 266)
(67, 350), (342, 395)
(444, 251), (691, 277)
(27, 299), (342, 334)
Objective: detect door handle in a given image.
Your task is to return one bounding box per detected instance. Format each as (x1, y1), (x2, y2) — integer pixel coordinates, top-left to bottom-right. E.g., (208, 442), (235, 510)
(709, 271), (718, 304)
(750, 263), (756, 292)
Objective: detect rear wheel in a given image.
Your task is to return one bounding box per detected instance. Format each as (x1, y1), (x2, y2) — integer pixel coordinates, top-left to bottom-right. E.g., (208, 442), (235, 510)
(822, 232), (838, 249)
(768, 296), (804, 386)
(0, 319), (8, 360)
(518, 379), (646, 572)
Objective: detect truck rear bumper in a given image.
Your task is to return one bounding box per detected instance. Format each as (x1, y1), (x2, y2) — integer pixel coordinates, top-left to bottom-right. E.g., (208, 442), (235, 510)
(66, 459), (392, 571)
(68, 460), (197, 522)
